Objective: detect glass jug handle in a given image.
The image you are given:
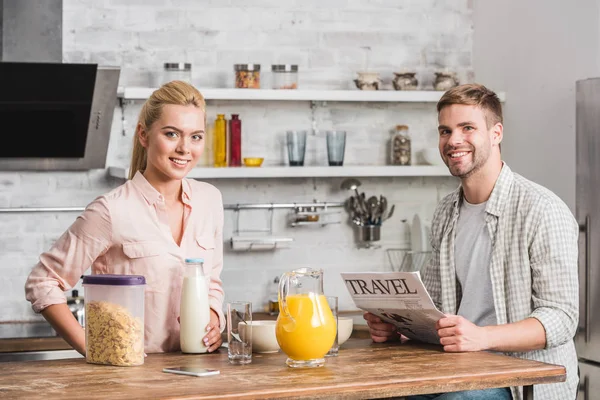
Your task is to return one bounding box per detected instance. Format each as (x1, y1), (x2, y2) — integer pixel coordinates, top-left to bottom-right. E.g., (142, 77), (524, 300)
(278, 272), (294, 321)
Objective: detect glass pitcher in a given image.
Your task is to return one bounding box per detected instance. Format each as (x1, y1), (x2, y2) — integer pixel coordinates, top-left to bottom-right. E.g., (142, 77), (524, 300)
(275, 268), (336, 368)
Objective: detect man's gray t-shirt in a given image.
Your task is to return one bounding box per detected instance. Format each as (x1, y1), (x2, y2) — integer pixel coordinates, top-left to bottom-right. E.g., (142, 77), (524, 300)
(454, 199), (497, 327)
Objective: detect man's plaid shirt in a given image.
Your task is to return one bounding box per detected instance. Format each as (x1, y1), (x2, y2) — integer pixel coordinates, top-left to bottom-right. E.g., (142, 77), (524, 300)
(422, 163), (579, 400)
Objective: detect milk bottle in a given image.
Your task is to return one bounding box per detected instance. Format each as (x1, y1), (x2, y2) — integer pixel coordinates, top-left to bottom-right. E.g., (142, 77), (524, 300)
(180, 258), (211, 353)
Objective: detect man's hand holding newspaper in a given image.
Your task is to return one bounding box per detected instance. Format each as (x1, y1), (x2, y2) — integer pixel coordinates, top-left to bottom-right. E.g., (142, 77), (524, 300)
(341, 271), (444, 345)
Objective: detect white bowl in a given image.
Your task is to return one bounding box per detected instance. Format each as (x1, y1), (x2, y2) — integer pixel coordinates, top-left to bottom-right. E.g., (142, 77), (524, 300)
(420, 148), (444, 166)
(338, 317), (354, 345)
(240, 320), (279, 353)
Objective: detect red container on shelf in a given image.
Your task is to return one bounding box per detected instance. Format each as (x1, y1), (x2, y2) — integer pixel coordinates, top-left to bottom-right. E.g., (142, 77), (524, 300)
(229, 114), (242, 167)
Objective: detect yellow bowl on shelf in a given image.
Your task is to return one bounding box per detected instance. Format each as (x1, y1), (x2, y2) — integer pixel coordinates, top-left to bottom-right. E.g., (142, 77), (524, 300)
(243, 157), (264, 167)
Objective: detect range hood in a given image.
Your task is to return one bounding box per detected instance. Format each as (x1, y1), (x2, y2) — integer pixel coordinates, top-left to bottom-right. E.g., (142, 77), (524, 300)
(0, 62), (120, 170)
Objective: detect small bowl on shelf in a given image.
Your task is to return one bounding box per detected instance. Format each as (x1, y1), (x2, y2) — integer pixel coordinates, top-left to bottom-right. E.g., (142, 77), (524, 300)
(420, 148), (445, 166)
(243, 157), (264, 167)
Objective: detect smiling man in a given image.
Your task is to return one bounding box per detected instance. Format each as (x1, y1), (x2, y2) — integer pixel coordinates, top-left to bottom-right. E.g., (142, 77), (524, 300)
(364, 84), (579, 400)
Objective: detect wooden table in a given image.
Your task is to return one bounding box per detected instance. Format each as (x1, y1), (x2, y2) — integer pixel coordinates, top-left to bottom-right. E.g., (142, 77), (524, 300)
(0, 339), (565, 399)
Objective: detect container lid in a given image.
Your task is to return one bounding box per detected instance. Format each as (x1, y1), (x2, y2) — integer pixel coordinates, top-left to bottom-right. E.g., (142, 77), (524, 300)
(164, 63), (191, 71)
(185, 258), (204, 264)
(82, 274), (146, 286)
(272, 64), (298, 72)
(234, 64), (260, 71)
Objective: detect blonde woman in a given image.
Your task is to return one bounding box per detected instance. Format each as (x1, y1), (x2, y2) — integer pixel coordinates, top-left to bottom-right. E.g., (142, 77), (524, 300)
(25, 81), (225, 354)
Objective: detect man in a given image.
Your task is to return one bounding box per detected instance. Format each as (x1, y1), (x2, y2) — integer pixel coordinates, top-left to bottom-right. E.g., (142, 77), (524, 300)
(364, 84), (579, 400)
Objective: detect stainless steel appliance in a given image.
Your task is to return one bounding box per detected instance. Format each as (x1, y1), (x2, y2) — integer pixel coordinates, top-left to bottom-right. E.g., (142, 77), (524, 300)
(0, 61), (119, 171)
(576, 78), (600, 399)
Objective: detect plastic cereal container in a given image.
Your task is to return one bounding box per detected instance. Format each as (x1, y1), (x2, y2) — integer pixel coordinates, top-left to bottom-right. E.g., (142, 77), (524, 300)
(82, 274), (146, 366)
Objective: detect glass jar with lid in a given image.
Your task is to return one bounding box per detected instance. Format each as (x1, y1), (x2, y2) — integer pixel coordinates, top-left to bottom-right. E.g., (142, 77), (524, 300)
(390, 125), (411, 165)
(271, 64), (298, 89)
(155, 63), (192, 87)
(234, 64), (261, 88)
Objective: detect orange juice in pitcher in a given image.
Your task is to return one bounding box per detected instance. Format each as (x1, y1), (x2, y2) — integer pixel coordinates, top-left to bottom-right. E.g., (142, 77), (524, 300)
(275, 268), (336, 368)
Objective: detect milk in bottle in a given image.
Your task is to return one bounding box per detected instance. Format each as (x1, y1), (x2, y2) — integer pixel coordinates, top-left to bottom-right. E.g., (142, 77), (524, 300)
(180, 258), (211, 353)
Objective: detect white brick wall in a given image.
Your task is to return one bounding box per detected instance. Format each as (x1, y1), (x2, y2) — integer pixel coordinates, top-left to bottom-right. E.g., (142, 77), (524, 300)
(1, 0), (470, 322)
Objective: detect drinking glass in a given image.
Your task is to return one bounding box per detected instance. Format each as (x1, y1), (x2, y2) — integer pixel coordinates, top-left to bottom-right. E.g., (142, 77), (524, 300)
(326, 131), (346, 166)
(227, 301), (252, 364)
(325, 296), (339, 357)
(286, 130), (307, 166)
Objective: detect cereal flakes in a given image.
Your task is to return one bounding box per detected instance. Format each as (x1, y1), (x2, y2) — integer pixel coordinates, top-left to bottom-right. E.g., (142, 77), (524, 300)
(85, 301), (144, 366)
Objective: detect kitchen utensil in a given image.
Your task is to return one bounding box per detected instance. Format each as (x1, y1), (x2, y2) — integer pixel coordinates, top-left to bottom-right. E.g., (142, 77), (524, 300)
(341, 178), (367, 214)
(378, 195), (388, 224)
(276, 268), (336, 368)
(367, 196), (379, 224)
(384, 204), (395, 221)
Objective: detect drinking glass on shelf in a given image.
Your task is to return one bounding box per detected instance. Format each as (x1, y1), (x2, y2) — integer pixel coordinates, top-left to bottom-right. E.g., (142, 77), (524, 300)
(227, 301), (252, 365)
(326, 131), (346, 166)
(286, 130), (307, 166)
(325, 295), (339, 357)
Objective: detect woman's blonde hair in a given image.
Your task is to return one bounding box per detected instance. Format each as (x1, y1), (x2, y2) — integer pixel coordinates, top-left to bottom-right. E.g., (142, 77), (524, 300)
(129, 80), (206, 180)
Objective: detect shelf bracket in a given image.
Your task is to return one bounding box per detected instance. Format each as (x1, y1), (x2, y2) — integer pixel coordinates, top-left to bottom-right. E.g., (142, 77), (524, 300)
(310, 100), (318, 136)
(118, 97), (127, 137)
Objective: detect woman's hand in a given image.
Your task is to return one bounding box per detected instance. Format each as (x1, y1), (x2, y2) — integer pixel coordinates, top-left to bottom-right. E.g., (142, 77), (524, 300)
(202, 309), (223, 352)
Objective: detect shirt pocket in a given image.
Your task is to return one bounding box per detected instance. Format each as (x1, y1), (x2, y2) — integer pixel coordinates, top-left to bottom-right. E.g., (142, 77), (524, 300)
(122, 241), (167, 289)
(195, 235), (215, 276)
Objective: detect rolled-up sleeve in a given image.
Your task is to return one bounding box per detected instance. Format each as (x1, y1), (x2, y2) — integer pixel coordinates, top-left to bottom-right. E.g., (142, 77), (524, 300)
(208, 190), (225, 332)
(529, 200), (579, 349)
(25, 197), (112, 313)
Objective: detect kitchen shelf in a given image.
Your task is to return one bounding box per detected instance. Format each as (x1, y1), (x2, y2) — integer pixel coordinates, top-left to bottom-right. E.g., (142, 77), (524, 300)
(117, 87), (506, 103)
(108, 166), (451, 179)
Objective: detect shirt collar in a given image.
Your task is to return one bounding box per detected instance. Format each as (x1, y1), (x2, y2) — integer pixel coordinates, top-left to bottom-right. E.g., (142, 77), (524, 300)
(484, 162), (514, 217)
(451, 162), (514, 218)
(181, 178), (192, 206)
(131, 171), (193, 206)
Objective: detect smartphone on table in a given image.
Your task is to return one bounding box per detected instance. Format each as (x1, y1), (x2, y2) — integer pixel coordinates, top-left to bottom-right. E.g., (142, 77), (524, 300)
(163, 367), (220, 377)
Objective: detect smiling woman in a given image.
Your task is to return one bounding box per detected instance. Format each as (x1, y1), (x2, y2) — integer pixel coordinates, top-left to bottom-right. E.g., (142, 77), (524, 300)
(25, 80), (226, 359)
(129, 81), (207, 181)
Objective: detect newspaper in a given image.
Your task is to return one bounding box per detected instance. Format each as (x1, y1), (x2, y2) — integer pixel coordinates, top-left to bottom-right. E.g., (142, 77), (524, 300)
(341, 271), (444, 344)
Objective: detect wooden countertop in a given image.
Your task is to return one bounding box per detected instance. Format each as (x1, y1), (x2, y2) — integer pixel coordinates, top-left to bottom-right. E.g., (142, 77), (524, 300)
(0, 339), (565, 399)
(0, 311), (366, 353)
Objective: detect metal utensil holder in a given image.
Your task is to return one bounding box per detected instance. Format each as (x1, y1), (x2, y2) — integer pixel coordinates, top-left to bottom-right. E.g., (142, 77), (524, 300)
(358, 224), (381, 242)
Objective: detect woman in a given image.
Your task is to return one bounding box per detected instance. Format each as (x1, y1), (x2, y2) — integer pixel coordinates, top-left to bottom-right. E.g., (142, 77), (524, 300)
(25, 81), (225, 354)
